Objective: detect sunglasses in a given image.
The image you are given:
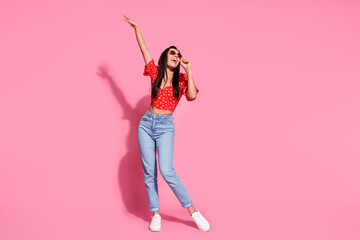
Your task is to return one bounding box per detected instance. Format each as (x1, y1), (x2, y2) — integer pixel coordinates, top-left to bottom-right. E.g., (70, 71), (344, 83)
(169, 50), (182, 59)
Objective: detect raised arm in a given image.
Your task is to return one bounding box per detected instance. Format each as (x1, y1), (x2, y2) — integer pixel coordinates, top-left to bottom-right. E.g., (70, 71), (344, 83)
(123, 15), (152, 65)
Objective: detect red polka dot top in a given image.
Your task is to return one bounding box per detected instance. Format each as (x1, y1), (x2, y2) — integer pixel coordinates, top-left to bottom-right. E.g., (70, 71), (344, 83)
(143, 58), (199, 112)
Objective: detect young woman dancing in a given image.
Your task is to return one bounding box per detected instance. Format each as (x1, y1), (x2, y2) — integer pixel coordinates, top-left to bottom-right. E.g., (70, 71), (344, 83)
(124, 15), (210, 232)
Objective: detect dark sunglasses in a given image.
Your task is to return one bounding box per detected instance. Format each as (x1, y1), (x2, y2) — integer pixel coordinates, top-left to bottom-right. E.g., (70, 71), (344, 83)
(169, 50), (182, 59)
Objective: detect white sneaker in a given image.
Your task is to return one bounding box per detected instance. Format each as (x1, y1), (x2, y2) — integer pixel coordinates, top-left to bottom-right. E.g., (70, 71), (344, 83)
(191, 210), (210, 231)
(149, 213), (161, 231)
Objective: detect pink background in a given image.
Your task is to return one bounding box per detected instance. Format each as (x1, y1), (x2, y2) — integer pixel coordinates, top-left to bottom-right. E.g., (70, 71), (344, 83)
(1, 0), (359, 239)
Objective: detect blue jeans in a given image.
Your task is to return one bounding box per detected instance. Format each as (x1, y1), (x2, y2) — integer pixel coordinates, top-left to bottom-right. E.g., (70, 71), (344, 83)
(137, 110), (193, 212)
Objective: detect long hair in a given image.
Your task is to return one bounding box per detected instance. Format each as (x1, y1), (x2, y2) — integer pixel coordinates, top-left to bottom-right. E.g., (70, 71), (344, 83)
(151, 46), (181, 100)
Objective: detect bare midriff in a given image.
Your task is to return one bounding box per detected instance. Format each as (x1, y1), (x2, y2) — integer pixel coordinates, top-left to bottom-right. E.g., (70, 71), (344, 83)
(149, 105), (173, 115)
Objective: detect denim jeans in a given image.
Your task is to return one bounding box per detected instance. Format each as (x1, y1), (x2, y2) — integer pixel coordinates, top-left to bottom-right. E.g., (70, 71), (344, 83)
(137, 110), (193, 212)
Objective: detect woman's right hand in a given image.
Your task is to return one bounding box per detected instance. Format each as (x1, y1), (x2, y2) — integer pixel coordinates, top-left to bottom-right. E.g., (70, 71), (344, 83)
(123, 15), (138, 29)
(123, 14), (150, 64)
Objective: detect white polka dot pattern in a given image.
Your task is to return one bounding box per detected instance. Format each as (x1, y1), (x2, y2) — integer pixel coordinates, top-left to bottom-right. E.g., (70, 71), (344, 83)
(143, 58), (199, 112)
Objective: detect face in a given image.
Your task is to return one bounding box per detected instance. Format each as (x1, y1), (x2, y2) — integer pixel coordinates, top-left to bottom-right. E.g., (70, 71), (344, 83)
(167, 48), (182, 69)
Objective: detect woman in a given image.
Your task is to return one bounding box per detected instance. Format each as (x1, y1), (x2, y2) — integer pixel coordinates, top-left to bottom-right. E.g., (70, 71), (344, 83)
(124, 15), (210, 232)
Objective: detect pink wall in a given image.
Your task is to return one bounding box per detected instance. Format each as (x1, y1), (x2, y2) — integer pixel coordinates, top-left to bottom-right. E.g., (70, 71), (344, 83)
(1, 0), (359, 239)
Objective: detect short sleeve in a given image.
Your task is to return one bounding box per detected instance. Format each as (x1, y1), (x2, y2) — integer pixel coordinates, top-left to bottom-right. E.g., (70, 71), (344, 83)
(143, 59), (158, 84)
(180, 73), (199, 101)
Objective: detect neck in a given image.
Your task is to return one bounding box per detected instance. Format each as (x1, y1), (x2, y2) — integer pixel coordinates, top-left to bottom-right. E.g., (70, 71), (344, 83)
(165, 68), (175, 80)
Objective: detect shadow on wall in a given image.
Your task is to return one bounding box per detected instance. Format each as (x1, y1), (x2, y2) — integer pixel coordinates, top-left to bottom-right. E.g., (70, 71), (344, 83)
(97, 64), (149, 221)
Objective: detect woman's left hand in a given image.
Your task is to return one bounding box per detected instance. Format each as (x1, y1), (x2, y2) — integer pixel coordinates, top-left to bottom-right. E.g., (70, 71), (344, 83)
(180, 58), (191, 71)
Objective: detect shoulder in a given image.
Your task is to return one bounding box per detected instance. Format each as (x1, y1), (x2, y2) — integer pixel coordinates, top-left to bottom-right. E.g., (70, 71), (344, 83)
(178, 73), (187, 91)
(143, 58), (159, 80)
(178, 73), (186, 84)
(146, 59), (157, 68)
(179, 72), (188, 82)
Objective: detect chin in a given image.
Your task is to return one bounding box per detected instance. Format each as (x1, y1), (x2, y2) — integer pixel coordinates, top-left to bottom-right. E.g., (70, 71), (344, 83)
(168, 64), (177, 69)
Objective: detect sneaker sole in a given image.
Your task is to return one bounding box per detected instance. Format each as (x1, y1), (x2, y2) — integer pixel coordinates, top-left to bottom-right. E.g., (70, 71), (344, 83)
(149, 227), (161, 232)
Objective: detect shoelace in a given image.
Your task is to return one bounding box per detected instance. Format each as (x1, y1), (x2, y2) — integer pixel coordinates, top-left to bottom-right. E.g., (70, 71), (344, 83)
(151, 216), (161, 225)
(193, 212), (206, 224)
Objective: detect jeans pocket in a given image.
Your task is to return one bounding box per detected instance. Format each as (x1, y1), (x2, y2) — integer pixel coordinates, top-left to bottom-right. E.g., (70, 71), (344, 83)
(160, 118), (173, 125)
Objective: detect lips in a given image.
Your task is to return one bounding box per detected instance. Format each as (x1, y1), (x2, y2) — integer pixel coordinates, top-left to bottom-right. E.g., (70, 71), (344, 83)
(171, 59), (177, 64)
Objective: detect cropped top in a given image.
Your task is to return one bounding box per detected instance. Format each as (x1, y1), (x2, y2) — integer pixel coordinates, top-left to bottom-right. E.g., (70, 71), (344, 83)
(143, 58), (199, 112)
